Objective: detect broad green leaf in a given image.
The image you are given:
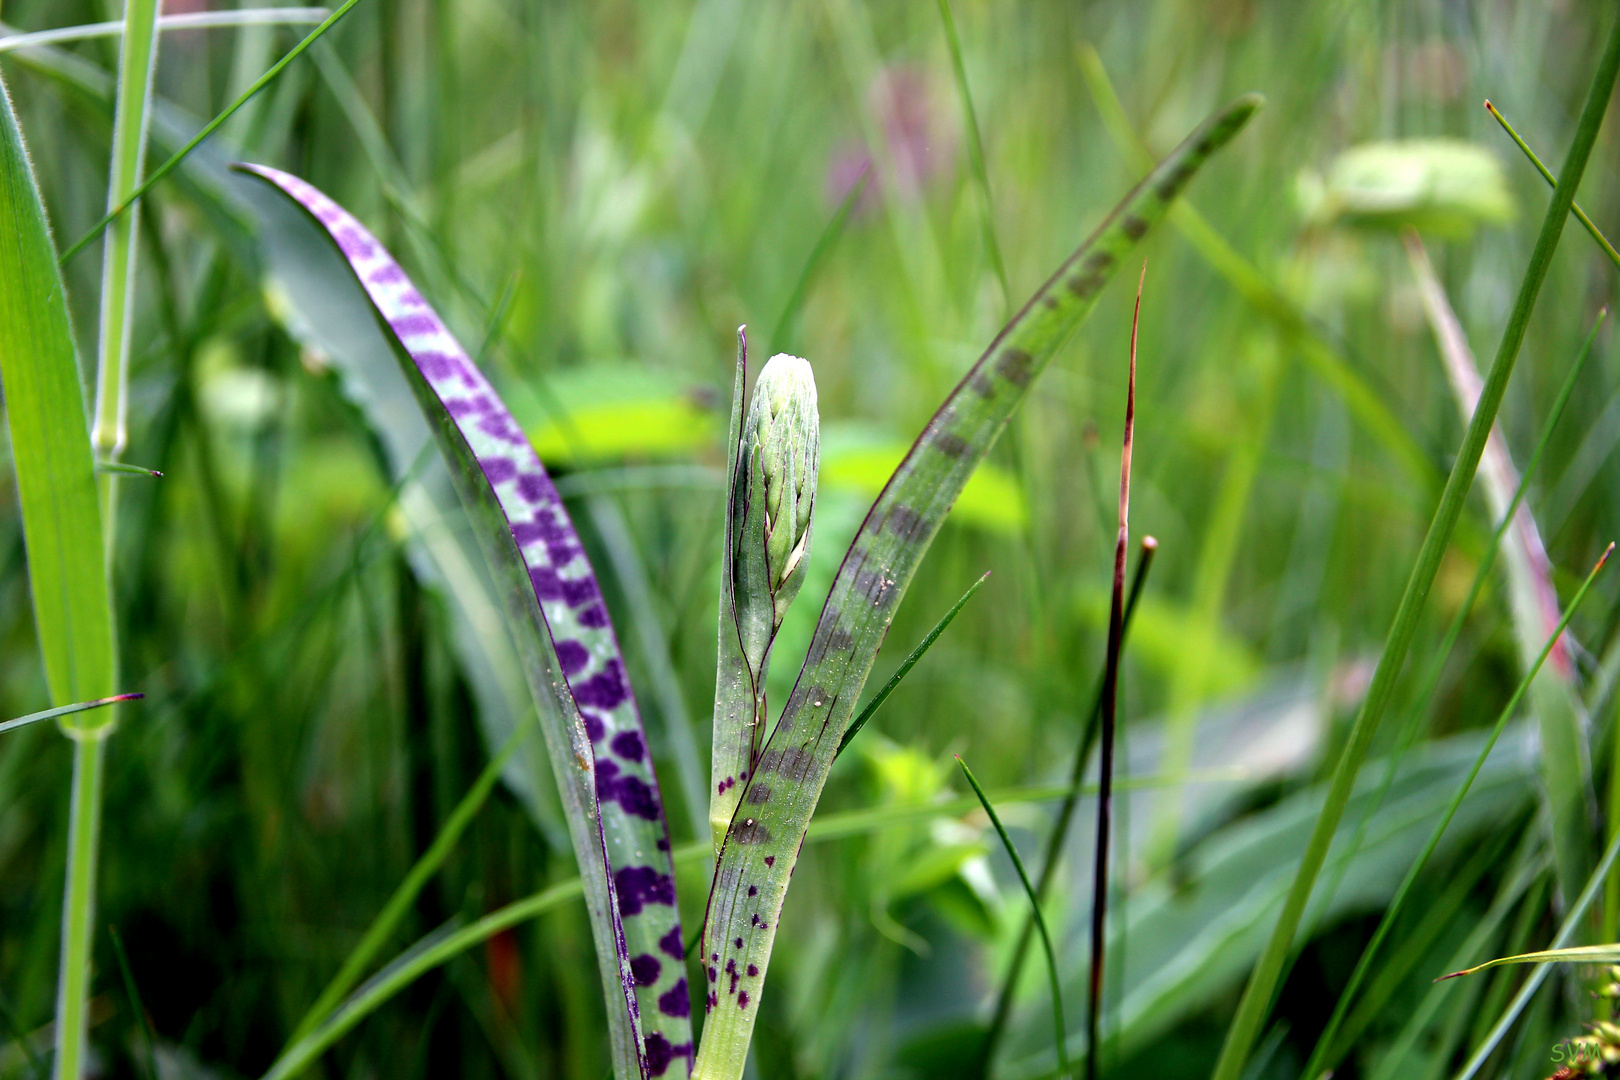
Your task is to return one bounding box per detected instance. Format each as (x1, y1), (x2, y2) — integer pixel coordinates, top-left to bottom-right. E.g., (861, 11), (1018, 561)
(0, 72), (115, 716)
(694, 93), (1262, 1080)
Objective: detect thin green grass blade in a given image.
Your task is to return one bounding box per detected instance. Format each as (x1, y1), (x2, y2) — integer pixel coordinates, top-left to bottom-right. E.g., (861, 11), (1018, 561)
(287, 728), (526, 1044)
(0, 72), (119, 1080)
(1208, 19), (1620, 1080)
(710, 330), (754, 855)
(694, 94), (1260, 1080)
(1486, 99), (1620, 270)
(1405, 228), (1590, 903)
(95, 462), (162, 477)
(768, 173), (868, 355)
(91, 0), (160, 565)
(958, 757), (1070, 1080)
(1440, 943), (1620, 981)
(0, 10), (333, 54)
(1450, 825), (1620, 1080)
(935, 0), (1009, 314)
(0, 694), (141, 737)
(835, 570), (990, 759)
(253, 764), (1245, 1077)
(57, 0), (364, 266)
(0, 72), (115, 717)
(1301, 544), (1612, 1080)
(1077, 43), (1432, 486)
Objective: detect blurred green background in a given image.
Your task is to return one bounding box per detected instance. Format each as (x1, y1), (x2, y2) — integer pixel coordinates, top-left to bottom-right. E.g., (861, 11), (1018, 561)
(5, 1), (1620, 1079)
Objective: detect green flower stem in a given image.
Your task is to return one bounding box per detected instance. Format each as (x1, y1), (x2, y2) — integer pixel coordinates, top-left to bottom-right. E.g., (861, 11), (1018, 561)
(1207, 16), (1620, 1080)
(54, 729), (109, 1080)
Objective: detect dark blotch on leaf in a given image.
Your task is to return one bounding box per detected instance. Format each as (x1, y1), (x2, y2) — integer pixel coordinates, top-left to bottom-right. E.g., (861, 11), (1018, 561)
(630, 954), (662, 986)
(995, 348), (1034, 387)
(887, 505), (928, 542)
(746, 783), (772, 805)
(933, 431), (971, 458)
(1121, 214), (1148, 239)
(734, 817), (771, 844)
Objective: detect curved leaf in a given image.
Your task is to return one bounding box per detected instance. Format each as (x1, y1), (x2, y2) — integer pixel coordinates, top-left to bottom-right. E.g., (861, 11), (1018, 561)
(237, 166), (690, 1079)
(693, 93), (1262, 1077)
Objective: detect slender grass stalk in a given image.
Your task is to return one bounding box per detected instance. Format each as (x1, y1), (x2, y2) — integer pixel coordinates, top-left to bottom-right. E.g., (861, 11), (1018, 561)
(835, 570), (990, 759)
(0, 693), (141, 737)
(57, 0), (365, 265)
(55, 729), (108, 1080)
(1207, 18), (1620, 1080)
(1451, 822), (1620, 1080)
(95, 462), (161, 477)
(0, 10), (332, 55)
(288, 728), (525, 1043)
(1485, 100), (1620, 270)
(979, 536), (1156, 1075)
(935, 0), (1009, 315)
(1086, 263), (1141, 1080)
(91, 0), (159, 564)
(1301, 543), (1613, 1080)
(1297, 305), (1605, 1062)
(957, 757), (1069, 1080)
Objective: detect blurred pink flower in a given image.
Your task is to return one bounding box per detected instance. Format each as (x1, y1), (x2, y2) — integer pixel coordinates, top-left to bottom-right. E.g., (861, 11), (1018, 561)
(826, 65), (957, 211)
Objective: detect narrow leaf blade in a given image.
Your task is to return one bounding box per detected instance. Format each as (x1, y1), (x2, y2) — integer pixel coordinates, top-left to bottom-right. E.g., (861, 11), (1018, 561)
(238, 166), (690, 1079)
(0, 73), (115, 715)
(694, 94), (1261, 1075)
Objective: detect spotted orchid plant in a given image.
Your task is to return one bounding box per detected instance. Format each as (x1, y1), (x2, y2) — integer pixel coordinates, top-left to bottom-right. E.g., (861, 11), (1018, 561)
(237, 92), (1257, 1080)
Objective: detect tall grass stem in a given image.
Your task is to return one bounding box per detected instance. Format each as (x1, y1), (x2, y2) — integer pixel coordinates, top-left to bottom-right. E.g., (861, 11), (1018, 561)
(1207, 16), (1620, 1080)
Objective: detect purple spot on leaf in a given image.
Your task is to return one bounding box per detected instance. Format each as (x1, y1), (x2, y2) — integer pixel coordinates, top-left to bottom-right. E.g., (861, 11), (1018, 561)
(572, 659), (627, 710)
(614, 865), (676, 915)
(611, 730), (646, 762)
(659, 926), (685, 960)
(578, 603), (611, 628)
(554, 640), (590, 676)
(659, 978), (690, 1018)
(630, 954), (662, 986)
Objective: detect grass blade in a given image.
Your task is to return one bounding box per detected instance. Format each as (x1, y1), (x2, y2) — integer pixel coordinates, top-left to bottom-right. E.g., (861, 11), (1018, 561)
(57, 0), (365, 266)
(0, 68), (119, 1080)
(240, 166), (688, 1079)
(981, 536), (1157, 1073)
(1208, 18), (1620, 1080)
(1300, 543), (1612, 1080)
(1086, 263), (1142, 1080)
(694, 94), (1260, 1080)
(1439, 943), (1620, 981)
(958, 757), (1069, 1080)
(0, 694), (141, 737)
(0, 10), (334, 54)
(287, 729), (526, 1044)
(1486, 99), (1620, 270)
(935, 0), (1009, 314)
(835, 570), (991, 759)
(1405, 228), (1590, 901)
(1077, 42), (1433, 487)
(768, 172), (868, 356)
(90, 0), (160, 565)
(1450, 823), (1620, 1080)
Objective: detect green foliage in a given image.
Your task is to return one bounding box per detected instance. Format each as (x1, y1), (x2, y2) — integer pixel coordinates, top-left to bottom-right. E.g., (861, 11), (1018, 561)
(8, 5), (1620, 1080)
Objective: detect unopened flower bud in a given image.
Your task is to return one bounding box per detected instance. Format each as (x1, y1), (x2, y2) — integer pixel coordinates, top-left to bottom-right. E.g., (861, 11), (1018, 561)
(733, 356), (819, 663)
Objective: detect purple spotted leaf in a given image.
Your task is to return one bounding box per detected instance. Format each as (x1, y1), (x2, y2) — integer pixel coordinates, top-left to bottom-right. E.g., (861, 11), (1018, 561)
(236, 165), (691, 1080)
(694, 95), (1261, 1079)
